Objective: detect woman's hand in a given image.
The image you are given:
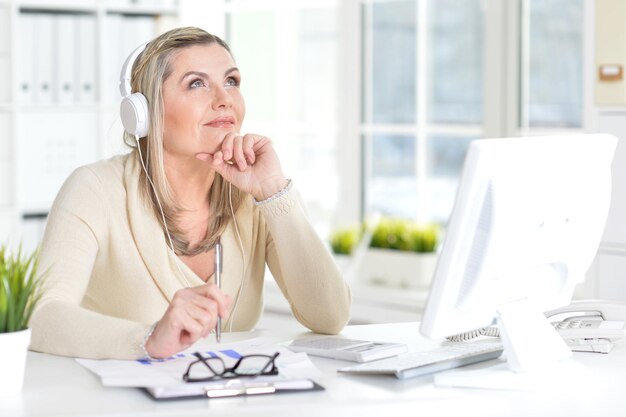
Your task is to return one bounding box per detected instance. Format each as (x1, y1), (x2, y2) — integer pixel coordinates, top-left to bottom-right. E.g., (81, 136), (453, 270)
(144, 283), (232, 359)
(196, 133), (288, 201)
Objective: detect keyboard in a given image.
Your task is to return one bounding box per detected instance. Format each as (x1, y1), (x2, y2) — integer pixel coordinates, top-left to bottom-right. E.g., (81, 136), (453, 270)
(338, 341), (504, 379)
(287, 336), (408, 362)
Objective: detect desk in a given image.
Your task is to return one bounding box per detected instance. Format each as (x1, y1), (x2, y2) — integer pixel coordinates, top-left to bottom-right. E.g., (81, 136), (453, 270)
(1, 322), (625, 417)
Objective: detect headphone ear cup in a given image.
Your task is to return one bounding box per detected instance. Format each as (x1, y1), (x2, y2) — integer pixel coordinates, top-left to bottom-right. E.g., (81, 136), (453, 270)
(120, 92), (149, 138)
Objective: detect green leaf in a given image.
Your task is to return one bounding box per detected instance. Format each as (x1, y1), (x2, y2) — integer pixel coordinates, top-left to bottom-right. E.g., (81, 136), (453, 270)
(369, 217), (440, 253)
(0, 244), (46, 333)
(330, 225), (362, 255)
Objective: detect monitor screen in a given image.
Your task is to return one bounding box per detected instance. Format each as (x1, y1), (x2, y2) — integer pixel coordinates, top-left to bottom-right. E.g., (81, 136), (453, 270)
(420, 134), (617, 373)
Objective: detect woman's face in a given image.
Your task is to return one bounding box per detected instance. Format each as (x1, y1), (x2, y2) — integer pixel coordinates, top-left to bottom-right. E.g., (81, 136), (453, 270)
(161, 43), (245, 161)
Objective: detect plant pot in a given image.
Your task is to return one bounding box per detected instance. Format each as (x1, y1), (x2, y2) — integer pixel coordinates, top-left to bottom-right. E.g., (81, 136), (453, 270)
(0, 328), (31, 397)
(357, 248), (438, 290)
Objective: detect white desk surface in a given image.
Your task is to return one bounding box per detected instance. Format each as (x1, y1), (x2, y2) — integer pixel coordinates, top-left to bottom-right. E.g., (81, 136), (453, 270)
(2, 322), (625, 417)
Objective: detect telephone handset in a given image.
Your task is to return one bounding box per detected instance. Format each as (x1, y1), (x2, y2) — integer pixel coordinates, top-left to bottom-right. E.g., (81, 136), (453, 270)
(545, 300), (626, 353)
(545, 299), (626, 322)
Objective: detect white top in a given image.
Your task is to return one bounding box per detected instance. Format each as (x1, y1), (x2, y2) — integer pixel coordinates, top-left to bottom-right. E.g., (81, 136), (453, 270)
(28, 153), (351, 359)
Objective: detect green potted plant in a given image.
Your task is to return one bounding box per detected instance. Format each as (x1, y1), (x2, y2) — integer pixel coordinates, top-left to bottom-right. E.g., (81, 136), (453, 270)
(329, 225), (362, 256)
(361, 218), (440, 289)
(328, 225), (364, 281)
(0, 245), (45, 397)
(370, 218), (439, 253)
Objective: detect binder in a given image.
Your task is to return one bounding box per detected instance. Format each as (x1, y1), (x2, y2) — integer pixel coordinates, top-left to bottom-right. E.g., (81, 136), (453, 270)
(16, 110), (98, 211)
(102, 14), (123, 104)
(0, 208), (19, 244)
(21, 216), (47, 255)
(0, 55), (9, 102)
(143, 375), (323, 401)
(0, 6), (9, 53)
(0, 113), (8, 161)
(0, 158), (12, 207)
(133, 15), (156, 44)
(17, 13), (36, 104)
(33, 13), (55, 104)
(121, 15), (155, 59)
(76, 14), (97, 102)
(100, 14), (155, 104)
(55, 14), (77, 104)
(0, 112), (10, 206)
(0, 8), (7, 102)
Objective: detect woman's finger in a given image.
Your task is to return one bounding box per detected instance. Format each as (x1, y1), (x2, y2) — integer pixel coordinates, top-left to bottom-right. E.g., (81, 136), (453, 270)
(162, 305), (204, 346)
(184, 300), (218, 337)
(232, 134), (247, 171)
(220, 132), (237, 162)
(243, 134), (257, 165)
(190, 283), (232, 321)
(187, 290), (221, 323)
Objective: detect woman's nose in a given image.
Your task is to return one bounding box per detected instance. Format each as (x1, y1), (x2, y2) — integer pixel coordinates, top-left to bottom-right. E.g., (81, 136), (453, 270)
(212, 85), (233, 109)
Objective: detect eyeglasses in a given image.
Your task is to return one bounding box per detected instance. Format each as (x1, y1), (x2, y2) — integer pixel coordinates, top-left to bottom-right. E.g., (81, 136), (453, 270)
(183, 352), (280, 383)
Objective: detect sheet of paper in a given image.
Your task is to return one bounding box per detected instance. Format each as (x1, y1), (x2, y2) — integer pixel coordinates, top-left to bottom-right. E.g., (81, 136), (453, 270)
(76, 337), (314, 388)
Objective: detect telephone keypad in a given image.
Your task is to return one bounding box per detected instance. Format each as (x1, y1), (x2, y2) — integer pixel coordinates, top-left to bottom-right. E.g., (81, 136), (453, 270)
(553, 320), (584, 330)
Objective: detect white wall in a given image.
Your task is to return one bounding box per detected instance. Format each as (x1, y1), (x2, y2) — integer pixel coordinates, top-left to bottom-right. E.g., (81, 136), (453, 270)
(584, 0), (626, 302)
(589, 109), (626, 301)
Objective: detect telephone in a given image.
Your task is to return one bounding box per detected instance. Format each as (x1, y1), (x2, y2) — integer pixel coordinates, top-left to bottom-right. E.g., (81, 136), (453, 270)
(447, 300), (626, 354)
(545, 300), (626, 354)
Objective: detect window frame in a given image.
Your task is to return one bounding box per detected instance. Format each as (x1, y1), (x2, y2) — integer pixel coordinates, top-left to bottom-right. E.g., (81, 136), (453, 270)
(355, 0), (591, 224)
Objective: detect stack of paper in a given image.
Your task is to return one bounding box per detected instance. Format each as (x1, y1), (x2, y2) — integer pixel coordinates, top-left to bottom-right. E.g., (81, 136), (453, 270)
(76, 338), (322, 400)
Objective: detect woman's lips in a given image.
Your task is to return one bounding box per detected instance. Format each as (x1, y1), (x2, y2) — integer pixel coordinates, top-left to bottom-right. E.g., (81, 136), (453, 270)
(205, 117), (235, 128)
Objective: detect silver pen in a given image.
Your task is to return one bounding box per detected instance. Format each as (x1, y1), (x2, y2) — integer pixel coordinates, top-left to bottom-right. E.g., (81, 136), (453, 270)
(215, 239), (223, 343)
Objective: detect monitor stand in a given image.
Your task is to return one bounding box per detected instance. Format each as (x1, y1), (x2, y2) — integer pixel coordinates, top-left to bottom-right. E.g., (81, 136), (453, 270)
(434, 298), (581, 391)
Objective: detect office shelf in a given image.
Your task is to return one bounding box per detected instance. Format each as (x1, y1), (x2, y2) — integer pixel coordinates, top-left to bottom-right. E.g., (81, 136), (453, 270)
(0, 0), (181, 250)
(16, 0), (98, 13)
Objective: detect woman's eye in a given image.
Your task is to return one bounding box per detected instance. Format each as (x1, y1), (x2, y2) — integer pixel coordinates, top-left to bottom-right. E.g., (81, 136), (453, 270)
(225, 77), (240, 87)
(190, 79), (205, 88)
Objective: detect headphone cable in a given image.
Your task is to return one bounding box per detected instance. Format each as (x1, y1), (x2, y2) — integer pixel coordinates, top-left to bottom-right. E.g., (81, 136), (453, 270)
(135, 136), (191, 289)
(136, 136), (247, 332)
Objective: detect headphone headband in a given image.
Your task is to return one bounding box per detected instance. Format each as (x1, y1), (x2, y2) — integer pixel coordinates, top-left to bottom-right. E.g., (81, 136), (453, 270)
(119, 42), (149, 98)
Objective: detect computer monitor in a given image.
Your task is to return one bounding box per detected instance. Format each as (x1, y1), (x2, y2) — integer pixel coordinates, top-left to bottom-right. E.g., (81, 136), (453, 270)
(420, 134), (617, 375)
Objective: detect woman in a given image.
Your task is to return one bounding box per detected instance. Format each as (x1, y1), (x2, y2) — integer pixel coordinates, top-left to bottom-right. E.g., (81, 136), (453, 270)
(30, 27), (351, 360)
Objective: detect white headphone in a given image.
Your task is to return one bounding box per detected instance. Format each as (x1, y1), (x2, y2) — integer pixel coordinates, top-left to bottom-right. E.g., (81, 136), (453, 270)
(119, 42), (150, 138)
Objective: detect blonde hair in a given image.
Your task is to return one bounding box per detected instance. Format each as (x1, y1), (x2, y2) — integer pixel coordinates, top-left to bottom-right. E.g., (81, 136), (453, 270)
(123, 27), (243, 256)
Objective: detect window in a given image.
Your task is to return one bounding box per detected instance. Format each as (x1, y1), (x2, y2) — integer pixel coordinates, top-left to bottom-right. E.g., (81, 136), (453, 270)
(361, 0), (483, 223)
(225, 2), (341, 236)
